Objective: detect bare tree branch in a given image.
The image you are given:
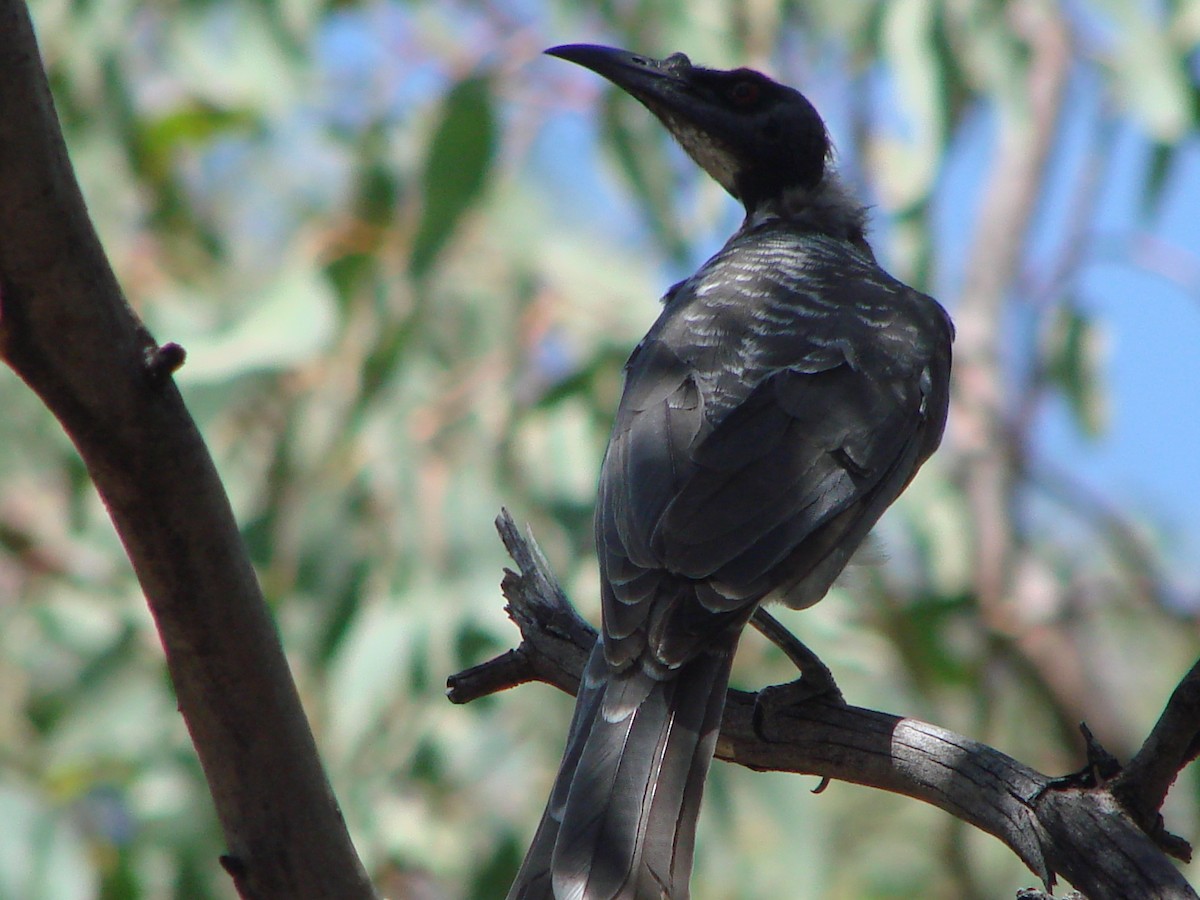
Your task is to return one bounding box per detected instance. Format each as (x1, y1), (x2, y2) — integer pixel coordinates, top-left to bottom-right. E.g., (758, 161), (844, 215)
(455, 511), (1199, 900)
(0, 5), (374, 897)
(447, 508), (592, 704)
(1114, 656), (1200, 851)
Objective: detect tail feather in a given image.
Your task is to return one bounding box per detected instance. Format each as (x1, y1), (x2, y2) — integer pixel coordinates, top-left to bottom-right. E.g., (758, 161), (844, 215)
(508, 638), (735, 900)
(507, 649), (609, 900)
(637, 652), (731, 896)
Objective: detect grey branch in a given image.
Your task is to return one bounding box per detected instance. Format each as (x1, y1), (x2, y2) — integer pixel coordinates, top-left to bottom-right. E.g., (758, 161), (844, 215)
(451, 510), (1199, 900)
(0, 5), (374, 898)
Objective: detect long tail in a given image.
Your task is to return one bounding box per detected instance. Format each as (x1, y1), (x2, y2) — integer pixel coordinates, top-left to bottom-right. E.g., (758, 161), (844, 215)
(507, 638), (735, 900)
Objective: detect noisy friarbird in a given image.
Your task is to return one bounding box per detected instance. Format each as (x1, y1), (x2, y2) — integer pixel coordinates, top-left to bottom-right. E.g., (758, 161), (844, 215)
(508, 45), (953, 900)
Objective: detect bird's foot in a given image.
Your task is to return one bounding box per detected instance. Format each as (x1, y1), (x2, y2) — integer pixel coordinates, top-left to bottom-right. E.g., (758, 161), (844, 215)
(752, 673), (844, 743)
(749, 608), (845, 702)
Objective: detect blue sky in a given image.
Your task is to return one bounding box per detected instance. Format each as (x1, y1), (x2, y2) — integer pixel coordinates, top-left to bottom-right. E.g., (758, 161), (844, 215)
(941, 70), (1200, 580)
(180, 2), (1200, 590)
(525, 39), (1200, 591)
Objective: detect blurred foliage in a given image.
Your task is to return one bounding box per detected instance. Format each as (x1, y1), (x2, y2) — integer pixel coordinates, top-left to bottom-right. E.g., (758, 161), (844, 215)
(2, 0), (1200, 898)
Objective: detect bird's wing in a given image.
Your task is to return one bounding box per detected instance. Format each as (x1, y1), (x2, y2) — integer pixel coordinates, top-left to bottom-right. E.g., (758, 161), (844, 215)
(597, 262), (944, 674)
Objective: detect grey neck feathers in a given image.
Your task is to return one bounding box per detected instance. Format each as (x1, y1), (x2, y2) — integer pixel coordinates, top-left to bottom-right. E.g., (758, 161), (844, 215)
(745, 174), (870, 248)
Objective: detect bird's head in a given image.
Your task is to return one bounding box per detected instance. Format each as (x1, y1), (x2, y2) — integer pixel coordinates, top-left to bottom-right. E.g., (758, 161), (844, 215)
(547, 44), (831, 216)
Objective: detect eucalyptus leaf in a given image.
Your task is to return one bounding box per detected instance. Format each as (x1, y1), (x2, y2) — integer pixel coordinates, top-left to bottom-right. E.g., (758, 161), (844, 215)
(1045, 303), (1108, 440)
(1109, 13), (1193, 141)
(873, 0), (944, 211)
(0, 782), (96, 900)
(409, 75), (497, 280)
(171, 260), (337, 384)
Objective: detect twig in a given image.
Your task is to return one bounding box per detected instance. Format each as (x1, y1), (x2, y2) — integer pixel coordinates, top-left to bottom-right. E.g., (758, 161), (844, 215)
(1113, 654), (1200, 860)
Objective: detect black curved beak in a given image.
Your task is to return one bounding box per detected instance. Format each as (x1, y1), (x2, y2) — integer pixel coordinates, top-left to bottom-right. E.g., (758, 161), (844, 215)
(545, 44), (689, 106)
(544, 44), (750, 202)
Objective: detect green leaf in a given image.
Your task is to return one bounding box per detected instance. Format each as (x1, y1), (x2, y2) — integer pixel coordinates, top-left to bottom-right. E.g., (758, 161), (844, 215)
(409, 75), (497, 280)
(1104, 1), (1194, 140)
(469, 835), (523, 900)
(168, 256), (337, 385)
(1141, 141), (1175, 221)
(872, 0), (945, 212)
(1044, 303), (1108, 440)
(136, 105), (259, 186)
(0, 782), (96, 900)
(890, 592), (977, 690)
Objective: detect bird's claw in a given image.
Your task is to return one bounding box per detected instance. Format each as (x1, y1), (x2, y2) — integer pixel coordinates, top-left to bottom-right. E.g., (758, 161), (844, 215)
(753, 674), (843, 742)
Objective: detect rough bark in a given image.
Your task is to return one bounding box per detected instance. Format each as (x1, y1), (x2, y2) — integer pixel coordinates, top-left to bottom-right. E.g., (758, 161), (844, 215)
(0, 4), (375, 897)
(449, 511), (1198, 900)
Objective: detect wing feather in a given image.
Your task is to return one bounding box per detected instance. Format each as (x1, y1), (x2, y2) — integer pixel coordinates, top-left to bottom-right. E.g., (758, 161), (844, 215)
(595, 226), (951, 674)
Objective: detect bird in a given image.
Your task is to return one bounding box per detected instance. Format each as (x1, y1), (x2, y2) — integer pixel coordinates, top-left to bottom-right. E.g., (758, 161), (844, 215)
(508, 45), (954, 900)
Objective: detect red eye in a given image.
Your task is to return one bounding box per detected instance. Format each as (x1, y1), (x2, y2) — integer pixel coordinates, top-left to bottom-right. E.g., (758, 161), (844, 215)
(730, 81), (760, 106)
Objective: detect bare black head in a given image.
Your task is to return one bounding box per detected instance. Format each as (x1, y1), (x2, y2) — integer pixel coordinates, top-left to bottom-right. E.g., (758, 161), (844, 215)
(547, 44), (830, 215)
